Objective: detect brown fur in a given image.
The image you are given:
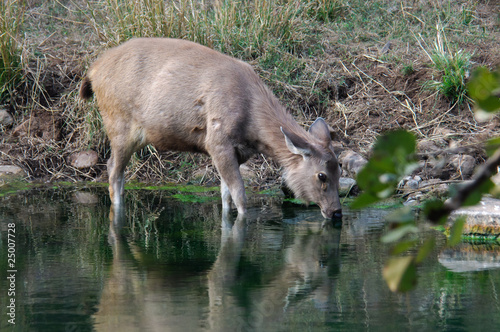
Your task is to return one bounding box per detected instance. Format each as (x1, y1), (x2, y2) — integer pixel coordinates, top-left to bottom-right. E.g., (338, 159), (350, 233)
(80, 38), (342, 218)
(79, 76), (93, 100)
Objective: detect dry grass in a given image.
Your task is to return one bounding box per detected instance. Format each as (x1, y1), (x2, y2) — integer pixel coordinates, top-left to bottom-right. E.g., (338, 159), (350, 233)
(0, 0), (25, 104)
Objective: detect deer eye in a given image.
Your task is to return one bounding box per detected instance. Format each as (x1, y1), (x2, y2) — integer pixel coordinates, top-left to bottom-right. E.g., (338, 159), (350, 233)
(318, 172), (327, 182)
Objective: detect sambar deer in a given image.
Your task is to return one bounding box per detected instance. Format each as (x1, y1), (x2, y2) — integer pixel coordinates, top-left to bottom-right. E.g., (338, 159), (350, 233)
(80, 38), (342, 219)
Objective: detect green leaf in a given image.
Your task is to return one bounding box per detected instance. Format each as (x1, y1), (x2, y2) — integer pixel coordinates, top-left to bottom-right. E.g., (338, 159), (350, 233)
(468, 67), (500, 113)
(383, 256), (417, 292)
(353, 130), (417, 209)
(350, 192), (380, 209)
(422, 199), (448, 224)
(448, 217), (466, 246)
(373, 130), (416, 156)
(415, 238), (435, 263)
(381, 224), (418, 243)
(391, 239), (418, 255)
(485, 138), (500, 157)
(462, 179), (495, 207)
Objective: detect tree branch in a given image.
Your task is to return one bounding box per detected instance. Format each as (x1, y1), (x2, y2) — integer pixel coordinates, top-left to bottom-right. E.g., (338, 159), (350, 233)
(427, 147), (500, 223)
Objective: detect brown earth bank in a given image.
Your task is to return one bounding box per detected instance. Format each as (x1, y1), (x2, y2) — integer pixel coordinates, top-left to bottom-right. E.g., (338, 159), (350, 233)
(1, 0), (499, 202)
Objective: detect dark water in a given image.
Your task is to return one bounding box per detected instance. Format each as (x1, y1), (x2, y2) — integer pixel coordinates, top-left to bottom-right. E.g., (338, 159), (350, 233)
(1, 187), (500, 331)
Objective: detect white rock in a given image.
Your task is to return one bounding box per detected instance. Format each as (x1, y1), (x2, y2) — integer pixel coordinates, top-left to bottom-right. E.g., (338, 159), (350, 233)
(69, 150), (99, 169)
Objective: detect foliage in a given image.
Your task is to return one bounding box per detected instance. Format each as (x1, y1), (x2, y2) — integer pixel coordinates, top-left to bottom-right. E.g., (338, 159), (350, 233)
(0, 0), (24, 103)
(352, 130), (418, 209)
(354, 67), (500, 292)
(468, 67), (500, 114)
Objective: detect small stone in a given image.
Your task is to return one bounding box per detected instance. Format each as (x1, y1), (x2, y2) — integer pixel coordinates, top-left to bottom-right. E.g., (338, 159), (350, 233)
(449, 154), (476, 178)
(69, 150), (98, 169)
(405, 179), (420, 190)
(339, 150), (367, 177)
(417, 139), (439, 153)
(403, 198), (420, 207)
(0, 109), (13, 126)
(239, 164), (255, 180)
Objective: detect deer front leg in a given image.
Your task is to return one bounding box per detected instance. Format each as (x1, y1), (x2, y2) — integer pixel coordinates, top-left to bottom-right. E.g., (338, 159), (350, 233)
(220, 178), (232, 212)
(211, 149), (247, 216)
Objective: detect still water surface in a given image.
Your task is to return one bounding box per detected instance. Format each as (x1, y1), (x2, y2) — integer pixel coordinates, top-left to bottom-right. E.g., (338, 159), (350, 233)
(1, 187), (500, 331)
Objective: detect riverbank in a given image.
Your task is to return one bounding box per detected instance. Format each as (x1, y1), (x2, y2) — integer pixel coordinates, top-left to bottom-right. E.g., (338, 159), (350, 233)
(1, 0), (499, 203)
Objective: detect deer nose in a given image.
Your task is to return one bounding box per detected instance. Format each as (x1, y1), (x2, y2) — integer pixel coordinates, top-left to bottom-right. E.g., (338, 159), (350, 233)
(321, 208), (343, 220)
(332, 209), (342, 219)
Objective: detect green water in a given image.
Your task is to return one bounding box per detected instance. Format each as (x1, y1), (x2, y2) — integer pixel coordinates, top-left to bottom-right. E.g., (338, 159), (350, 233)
(1, 187), (499, 331)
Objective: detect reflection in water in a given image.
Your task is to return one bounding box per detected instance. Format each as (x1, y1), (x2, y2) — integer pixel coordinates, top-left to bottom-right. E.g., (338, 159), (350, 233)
(95, 204), (206, 331)
(96, 204), (341, 331)
(439, 243), (500, 273)
(1, 188), (500, 331)
(206, 213), (341, 331)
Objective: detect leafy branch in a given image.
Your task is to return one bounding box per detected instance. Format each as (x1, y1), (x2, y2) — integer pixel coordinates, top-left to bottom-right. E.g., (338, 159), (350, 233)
(352, 66), (500, 292)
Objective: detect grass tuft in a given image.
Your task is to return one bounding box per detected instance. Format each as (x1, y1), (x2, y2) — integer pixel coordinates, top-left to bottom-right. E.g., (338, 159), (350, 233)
(420, 27), (472, 106)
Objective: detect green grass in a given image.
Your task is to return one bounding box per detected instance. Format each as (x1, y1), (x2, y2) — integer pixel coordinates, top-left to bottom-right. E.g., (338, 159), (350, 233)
(88, 0), (317, 58)
(428, 48), (472, 105)
(0, 0), (24, 103)
(420, 27), (472, 106)
(333, 0), (483, 44)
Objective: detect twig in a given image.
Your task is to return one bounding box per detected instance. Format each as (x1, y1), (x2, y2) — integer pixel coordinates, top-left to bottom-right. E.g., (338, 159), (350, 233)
(428, 147), (500, 223)
(362, 54), (387, 64)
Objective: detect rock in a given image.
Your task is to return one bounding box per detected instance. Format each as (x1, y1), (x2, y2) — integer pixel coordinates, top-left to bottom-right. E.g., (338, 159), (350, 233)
(449, 197), (500, 236)
(69, 150), (98, 169)
(417, 139), (440, 153)
(420, 178), (449, 195)
(339, 150), (367, 177)
(449, 154), (476, 178)
(403, 194), (422, 206)
(0, 165), (25, 178)
(0, 109), (13, 126)
(425, 157), (453, 179)
(398, 175), (422, 192)
(339, 177), (358, 196)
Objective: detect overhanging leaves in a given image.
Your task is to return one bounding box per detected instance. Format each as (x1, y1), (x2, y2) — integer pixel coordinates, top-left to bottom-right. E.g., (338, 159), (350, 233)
(448, 217), (466, 246)
(383, 256), (417, 293)
(468, 67), (500, 113)
(353, 130), (417, 209)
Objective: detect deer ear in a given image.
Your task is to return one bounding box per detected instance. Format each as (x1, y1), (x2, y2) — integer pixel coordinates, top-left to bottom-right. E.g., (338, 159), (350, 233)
(281, 127), (311, 159)
(309, 118), (332, 146)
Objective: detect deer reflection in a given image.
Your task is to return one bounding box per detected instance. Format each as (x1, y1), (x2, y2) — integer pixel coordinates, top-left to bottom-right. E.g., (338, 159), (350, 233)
(94, 205), (341, 331)
(94, 205), (205, 331)
(207, 213), (341, 331)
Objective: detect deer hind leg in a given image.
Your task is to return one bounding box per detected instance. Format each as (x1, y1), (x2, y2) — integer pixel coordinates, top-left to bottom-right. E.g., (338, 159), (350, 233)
(108, 144), (132, 207)
(107, 129), (146, 207)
